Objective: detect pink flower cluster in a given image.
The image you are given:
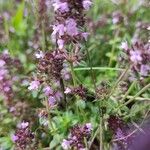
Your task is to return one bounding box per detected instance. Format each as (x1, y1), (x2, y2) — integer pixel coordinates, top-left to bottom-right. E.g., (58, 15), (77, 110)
(121, 41), (150, 78)
(52, 0), (92, 50)
(12, 121), (34, 149)
(62, 123), (92, 150)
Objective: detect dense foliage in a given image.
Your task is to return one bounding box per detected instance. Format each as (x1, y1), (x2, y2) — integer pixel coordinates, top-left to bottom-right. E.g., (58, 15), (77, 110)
(0, 0), (150, 150)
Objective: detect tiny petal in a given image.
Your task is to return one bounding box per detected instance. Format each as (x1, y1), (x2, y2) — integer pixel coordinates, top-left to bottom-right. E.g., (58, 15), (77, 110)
(0, 59), (6, 67)
(64, 87), (71, 94)
(147, 26), (150, 30)
(53, 1), (69, 13)
(48, 96), (56, 106)
(28, 80), (40, 91)
(55, 91), (63, 101)
(62, 139), (71, 150)
(130, 51), (142, 63)
(82, 0), (92, 10)
(35, 51), (44, 59)
(82, 32), (89, 41)
(140, 65), (150, 76)
(21, 121), (29, 129)
(52, 24), (66, 37)
(43, 86), (53, 96)
(66, 18), (78, 36)
(120, 41), (128, 51)
(85, 123), (92, 132)
(12, 135), (18, 142)
(57, 39), (64, 49)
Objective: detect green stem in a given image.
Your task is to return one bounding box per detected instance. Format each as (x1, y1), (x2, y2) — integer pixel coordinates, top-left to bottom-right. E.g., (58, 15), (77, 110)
(108, 26), (120, 67)
(108, 43), (115, 67)
(74, 67), (123, 71)
(45, 98), (54, 131)
(109, 66), (130, 97)
(120, 80), (137, 102)
(70, 62), (76, 86)
(60, 77), (66, 108)
(117, 83), (150, 110)
(89, 127), (99, 149)
(85, 44), (97, 93)
(100, 116), (103, 150)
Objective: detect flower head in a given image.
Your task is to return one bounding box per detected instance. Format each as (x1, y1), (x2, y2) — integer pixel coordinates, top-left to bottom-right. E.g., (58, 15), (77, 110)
(82, 0), (92, 10)
(28, 80), (40, 91)
(130, 50), (142, 63)
(48, 96), (56, 107)
(53, 0), (69, 13)
(52, 24), (66, 37)
(12, 135), (19, 142)
(66, 18), (78, 36)
(20, 121), (29, 129)
(43, 86), (53, 96)
(121, 41), (128, 51)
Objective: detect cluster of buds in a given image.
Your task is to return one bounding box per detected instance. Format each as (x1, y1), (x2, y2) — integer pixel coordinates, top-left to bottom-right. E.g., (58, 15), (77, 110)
(28, 80), (63, 108)
(62, 123), (92, 150)
(12, 121), (35, 149)
(43, 85), (63, 107)
(96, 81), (111, 99)
(121, 41), (150, 79)
(37, 50), (65, 79)
(52, 0), (92, 50)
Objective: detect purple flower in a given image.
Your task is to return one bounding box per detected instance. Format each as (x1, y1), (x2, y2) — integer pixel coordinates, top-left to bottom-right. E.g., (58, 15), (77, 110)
(52, 24), (66, 37)
(82, 0), (92, 10)
(13, 121), (34, 149)
(57, 39), (64, 49)
(66, 18), (78, 36)
(55, 91), (63, 101)
(12, 134), (19, 142)
(43, 86), (53, 96)
(120, 41), (128, 51)
(48, 96), (56, 107)
(0, 59), (5, 67)
(61, 68), (70, 80)
(28, 80), (40, 91)
(140, 65), (150, 76)
(62, 139), (71, 150)
(82, 32), (89, 41)
(130, 51), (142, 63)
(53, 0), (69, 13)
(0, 69), (8, 80)
(20, 121), (29, 129)
(64, 87), (71, 94)
(85, 123), (92, 132)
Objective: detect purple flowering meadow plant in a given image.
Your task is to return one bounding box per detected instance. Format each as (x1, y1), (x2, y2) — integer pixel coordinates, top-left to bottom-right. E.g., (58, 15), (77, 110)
(0, 0), (150, 150)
